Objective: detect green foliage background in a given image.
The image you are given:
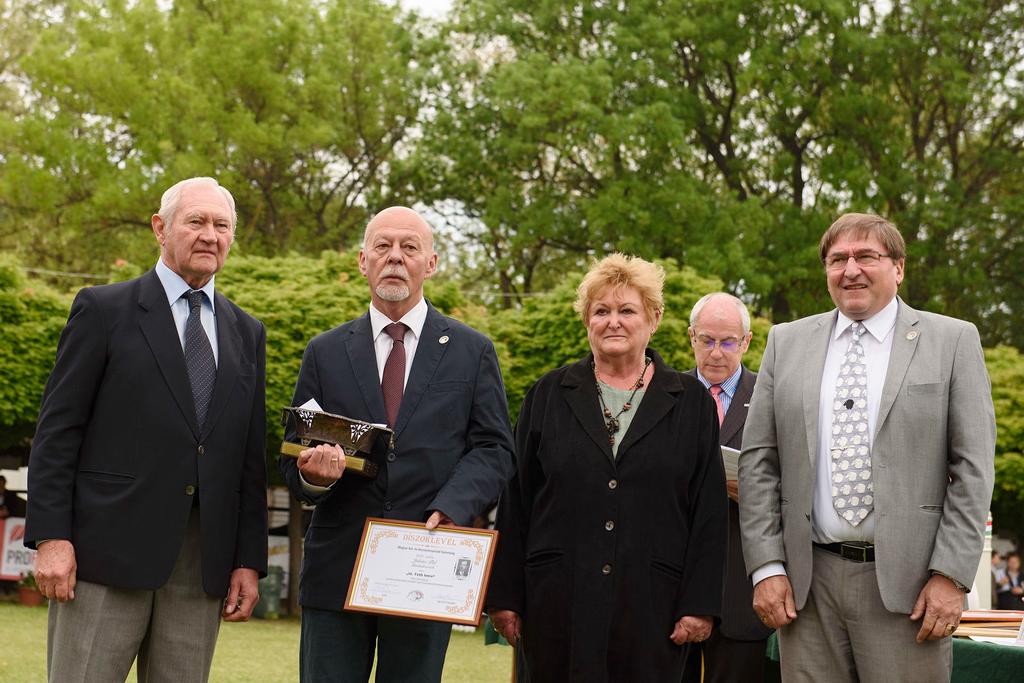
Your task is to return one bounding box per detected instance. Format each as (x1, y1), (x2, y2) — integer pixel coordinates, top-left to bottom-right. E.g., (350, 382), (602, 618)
(0, 257), (69, 451)
(3, 256), (1022, 541)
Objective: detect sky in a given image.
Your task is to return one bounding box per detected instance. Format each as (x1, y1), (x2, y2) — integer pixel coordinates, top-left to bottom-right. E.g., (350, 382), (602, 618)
(400, 0), (453, 18)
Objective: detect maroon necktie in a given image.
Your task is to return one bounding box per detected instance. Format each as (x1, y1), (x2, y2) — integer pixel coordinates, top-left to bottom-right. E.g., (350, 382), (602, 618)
(381, 323), (408, 427)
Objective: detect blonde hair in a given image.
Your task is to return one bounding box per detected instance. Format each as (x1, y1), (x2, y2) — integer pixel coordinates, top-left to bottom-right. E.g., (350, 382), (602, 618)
(574, 253), (665, 323)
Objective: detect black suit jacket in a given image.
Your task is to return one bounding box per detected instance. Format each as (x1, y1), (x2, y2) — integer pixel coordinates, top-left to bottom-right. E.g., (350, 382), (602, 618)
(686, 366), (770, 641)
(280, 303), (515, 610)
(489, 350), (727, 682)
(26, 270), (268, 597)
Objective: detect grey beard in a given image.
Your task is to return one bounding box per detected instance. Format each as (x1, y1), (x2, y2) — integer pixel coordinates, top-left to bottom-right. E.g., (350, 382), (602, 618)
(375, 283), (410, 301)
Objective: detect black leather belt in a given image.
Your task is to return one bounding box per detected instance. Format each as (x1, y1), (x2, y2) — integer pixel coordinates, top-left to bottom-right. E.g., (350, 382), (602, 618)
(813, 541), (875, 563)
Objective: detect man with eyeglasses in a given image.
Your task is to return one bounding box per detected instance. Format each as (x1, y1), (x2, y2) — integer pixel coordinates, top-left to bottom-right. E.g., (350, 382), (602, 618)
(738, 213), (995, 681)
(682, 293), (771, 683)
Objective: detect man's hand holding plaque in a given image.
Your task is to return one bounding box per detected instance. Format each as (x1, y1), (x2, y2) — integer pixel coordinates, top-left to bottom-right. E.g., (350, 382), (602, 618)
(280, 399), (393, 479)
(298, 443), (346, 487)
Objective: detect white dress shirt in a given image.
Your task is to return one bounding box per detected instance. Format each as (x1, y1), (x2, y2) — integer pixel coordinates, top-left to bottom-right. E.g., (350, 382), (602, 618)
(155, 258), (219, 366)
(752, 296), (898, 586)
(367, 298), (428, 389)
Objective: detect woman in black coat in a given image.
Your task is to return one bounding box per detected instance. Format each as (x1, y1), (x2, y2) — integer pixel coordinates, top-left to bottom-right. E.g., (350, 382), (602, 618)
(487, 254), (728, 682)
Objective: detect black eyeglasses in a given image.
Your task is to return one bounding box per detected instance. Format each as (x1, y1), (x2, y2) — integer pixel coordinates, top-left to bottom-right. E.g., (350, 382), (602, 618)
(824, 250), (892, 269)
(694, 334), (743, 352)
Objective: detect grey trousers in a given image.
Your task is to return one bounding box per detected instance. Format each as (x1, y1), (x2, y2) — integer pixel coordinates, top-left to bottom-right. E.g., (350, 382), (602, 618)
(47, 511), (223, 683)
(778, 546), (952, 682)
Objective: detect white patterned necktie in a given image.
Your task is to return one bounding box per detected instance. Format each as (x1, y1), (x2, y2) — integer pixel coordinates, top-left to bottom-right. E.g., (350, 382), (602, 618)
(830, 321), (873, 526)
(183, 290), (217, 430)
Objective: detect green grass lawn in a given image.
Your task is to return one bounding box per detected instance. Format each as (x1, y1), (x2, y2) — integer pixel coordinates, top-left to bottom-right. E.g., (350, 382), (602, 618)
(0, 601), (512, 681)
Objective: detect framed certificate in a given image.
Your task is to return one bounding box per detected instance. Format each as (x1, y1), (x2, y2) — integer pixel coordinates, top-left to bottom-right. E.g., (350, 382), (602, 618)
(344, 518), (499, 626)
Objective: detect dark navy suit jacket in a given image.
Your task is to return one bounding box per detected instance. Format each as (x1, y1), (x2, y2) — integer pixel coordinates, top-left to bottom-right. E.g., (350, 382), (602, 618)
(280, 303), (515, 610)
(687, 366), (771, 641)
(26, 269), (268, 597)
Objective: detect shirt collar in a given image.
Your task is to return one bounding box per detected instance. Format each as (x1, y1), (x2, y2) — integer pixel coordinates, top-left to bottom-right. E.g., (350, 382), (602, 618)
(833, 296), (898, 343)
(696, 364), (743, 397)
(155, 258), (216, 312)
(369, 297), (428, 341)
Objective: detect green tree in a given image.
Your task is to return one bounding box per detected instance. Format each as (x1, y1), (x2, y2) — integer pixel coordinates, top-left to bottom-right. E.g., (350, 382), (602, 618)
(0, 0), (430, 277)
(402, 0), (859, 311)
(0, 256), (73, 454)
(406, 0), (1024, 346)
(987, 345), (1024, 542)
(831, 0), (1024, 348)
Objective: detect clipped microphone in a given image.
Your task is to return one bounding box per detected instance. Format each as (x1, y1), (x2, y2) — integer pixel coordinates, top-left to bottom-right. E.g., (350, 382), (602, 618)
(844, 399), (854, 409)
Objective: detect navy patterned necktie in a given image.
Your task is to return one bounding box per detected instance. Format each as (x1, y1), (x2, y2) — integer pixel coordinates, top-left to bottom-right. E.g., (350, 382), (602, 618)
(381, 322), (408, 427)
(183, 290), (217, 430)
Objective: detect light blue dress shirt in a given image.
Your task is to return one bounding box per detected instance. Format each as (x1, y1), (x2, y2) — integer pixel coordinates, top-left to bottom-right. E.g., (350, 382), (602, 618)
(155, 259), (219, 366)
(695, 364), (743, 415)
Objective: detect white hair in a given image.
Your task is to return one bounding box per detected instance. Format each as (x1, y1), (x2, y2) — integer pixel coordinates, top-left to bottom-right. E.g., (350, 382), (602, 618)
(157, 177), (237, 229)
(689, 292), (751, 333)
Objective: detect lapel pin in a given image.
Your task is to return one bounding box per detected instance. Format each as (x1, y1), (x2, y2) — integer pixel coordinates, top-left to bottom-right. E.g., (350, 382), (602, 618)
(906, 330), (918, 340)
(744, 403), (750, 408)
(439, 335), (450, 344)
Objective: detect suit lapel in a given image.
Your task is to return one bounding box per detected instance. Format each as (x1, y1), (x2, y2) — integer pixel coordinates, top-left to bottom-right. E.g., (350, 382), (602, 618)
(616, 351), (684, 459)
(201, 292), (242, 439)
(562, 356), (616, 464)
(344, 313), (388, 425)
(875, 299), (920, 436)
(802, 313), (835, 468)
(136, 270), (200, 437)
(720, 366), (755, 445)
(394, 305), (450, 439)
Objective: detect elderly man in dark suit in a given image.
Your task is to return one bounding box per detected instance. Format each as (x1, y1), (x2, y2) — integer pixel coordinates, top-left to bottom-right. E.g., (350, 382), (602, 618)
(683, 292), (771, 682)
(26, 177), (268, 682)
(280, 206), (515, 683)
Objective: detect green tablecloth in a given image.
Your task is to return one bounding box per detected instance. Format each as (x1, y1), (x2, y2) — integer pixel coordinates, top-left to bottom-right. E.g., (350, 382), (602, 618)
(765, 633), (1024, 683)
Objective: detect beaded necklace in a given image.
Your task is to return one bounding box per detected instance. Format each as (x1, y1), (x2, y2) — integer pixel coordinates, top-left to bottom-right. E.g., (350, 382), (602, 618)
(593, 356), (651, 444)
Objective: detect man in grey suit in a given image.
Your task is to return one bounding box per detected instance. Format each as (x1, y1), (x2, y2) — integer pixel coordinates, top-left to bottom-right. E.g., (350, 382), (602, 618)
(684, 293), (772, 682)
(739, 213), (995, 681)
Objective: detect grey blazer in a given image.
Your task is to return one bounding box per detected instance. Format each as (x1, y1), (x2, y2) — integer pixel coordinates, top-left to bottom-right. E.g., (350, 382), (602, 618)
(738, 297), (995, 614)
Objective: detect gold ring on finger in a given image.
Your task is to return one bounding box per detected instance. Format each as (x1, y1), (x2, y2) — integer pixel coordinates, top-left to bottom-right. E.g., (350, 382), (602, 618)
(944, 623), (955, 635)
(331, 457), (339, 463)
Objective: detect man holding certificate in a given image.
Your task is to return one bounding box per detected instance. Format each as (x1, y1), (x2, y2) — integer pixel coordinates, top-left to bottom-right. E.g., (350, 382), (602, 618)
(684, 293), (771, 682)
(280, 206), (515, 682)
